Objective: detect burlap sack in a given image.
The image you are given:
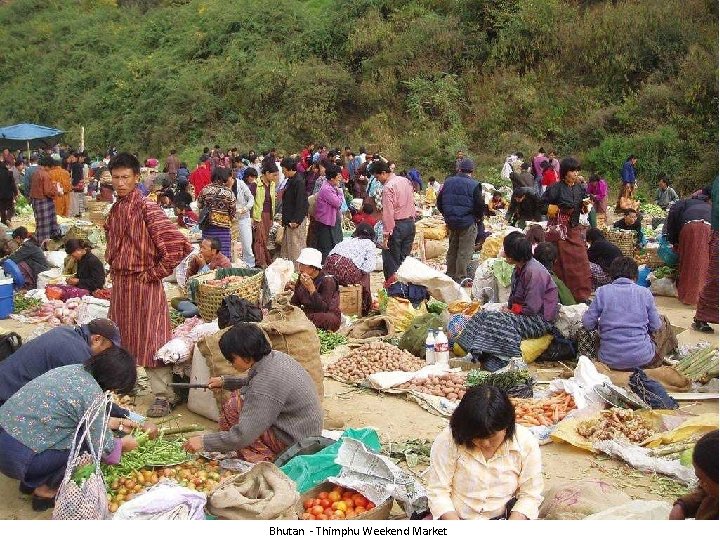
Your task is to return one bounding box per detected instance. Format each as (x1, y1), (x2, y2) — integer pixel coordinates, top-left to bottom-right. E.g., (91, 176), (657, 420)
(208, 461), (299, 520)
(592, 361), (691, 393)
(257, 302), (324, 401)
(539, 478), (632, 520)
(196, 327), (236, 411)
(338, 315), (394, 343)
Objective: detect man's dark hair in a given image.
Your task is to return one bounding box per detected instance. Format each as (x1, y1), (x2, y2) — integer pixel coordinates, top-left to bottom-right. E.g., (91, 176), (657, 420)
(624, 208), (638, 216)
(658, 173), (669, 184)
(559, 157), (581, 180)
(609, 256), (638, 280)
(12, 226), (29, 240)
(170, 149), (177, 155)
(503, 231), (532, 262)
(627, 154), (637, 161)
(65, 238), (89, 255)
(588, 173), (601, 183)
(325, 164), (341, 180)
(261, 162), (279, 175)
(371, 161), (391, 175)
(211, 167), (230, 184)
(204, 237), (221, 253)
(534, 242), (558, 272)
(586, 228), (605, 244)
(243, 168), (258, 180)
(39, 155), (55, 167)
(361, 203), (374, 214)
(515, 152), (524, 159)
(450, 385), (515, 449)
(108, 152), (141, 175)
(84, 347), (137, 394)
(219, 323), (272, 363)
(280, 156), (298, 171)
(693, 430), (718, 484)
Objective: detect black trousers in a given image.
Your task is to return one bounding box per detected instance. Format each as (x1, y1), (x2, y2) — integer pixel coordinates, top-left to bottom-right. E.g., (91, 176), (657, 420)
(382, 219), (416, 279)
(0, 198), (14, 225)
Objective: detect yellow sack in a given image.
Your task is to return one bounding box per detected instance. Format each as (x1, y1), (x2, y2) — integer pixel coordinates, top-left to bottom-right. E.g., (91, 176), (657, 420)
(643, 413), (719, 448)
(520, 334), (553, 363)
(421, 226), (448, 240)
(453, 343), (466, 357)
(425, 189), (437, 206)
(386, 297), (428, 334)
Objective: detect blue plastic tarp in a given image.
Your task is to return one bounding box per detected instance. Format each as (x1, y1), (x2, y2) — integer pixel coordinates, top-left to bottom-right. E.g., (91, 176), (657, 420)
(0, 123), (64, 141)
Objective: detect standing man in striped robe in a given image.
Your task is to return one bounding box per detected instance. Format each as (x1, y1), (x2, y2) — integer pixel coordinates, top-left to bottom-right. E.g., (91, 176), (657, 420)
(105, 153), (192, 418)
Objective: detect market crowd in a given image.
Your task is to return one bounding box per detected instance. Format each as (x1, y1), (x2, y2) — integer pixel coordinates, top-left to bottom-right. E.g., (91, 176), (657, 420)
(0, 141), (717, 520)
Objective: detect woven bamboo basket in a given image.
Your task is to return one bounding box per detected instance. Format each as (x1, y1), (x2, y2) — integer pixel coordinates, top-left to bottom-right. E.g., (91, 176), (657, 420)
(88, 212), (107, 227)
(197, 270), (264, 321)
(86, 201), (110, 213)
(635, 247), (664, 269)
(602, 227), (636, 257)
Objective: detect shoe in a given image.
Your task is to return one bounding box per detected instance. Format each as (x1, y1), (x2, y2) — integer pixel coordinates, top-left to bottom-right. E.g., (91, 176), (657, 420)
(692, 320), (714, 333)
(19, 482), (34, 495)
(31, 495), (55, 512)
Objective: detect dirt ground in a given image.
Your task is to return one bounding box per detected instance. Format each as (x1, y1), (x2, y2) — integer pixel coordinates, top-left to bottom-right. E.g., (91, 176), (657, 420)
(0, 273), (717, 519)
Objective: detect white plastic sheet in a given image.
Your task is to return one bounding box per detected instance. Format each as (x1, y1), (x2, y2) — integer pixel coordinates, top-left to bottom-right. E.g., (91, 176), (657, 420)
(548, 355), (611, 410)
(396, 257), (470, 304)
(113, 480), (207, 520)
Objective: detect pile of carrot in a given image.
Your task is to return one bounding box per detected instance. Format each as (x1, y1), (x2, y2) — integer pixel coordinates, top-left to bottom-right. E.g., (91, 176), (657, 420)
(511, 392), (576, 427)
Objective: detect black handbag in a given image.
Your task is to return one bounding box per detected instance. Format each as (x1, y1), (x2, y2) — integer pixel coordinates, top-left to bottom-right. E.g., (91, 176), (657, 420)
(0, 332), (22, 362)
(197, 207), (210, 230)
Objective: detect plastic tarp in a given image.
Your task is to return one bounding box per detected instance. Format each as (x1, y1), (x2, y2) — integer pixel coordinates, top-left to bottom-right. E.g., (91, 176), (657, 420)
(280, 428), (381, 493)
(0, 123), (65, 150)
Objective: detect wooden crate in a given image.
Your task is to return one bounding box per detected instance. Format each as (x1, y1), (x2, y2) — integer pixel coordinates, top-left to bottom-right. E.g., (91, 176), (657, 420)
(296, 481), (392, 520)
(339, 284), (362, 317)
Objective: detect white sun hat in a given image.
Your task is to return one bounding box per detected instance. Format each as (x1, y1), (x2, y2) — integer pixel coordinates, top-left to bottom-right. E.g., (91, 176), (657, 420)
(296, 248), (323, 269)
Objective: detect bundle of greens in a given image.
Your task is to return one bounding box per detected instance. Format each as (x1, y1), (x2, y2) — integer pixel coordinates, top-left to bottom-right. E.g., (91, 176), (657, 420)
(653, 266), (677, 279)
(13, 293), (42, 314)
(426, 298), (447, 315)
(466, 369), (534, 398)
(639, 203), (666, 217)
(318, 330), (348, 354)
(675, 346), (718, 383)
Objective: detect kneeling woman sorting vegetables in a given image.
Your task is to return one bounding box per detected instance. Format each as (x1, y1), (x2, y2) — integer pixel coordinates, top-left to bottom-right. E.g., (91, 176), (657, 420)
(183, 323), (323, 463)
(455, 232), (558, 369)
(426, 385), (543, 520)
(0, 348), (156, 511)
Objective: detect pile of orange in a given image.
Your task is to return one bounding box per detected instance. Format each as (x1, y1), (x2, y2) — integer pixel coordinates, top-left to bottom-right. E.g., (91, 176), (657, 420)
(301, 485), (376, 520)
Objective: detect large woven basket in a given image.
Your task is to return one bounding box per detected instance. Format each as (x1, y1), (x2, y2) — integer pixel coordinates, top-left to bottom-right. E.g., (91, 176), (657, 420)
(88, 212), (107, 227)
(635, 247), (664, 269)
(603, 227), (636, 257)
(197, 269), (264, 321)
(86, 201), (110, 213)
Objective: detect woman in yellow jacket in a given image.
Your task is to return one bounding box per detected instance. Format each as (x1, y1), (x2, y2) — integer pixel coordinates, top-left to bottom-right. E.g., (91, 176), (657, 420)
(251, 162), (278, 268)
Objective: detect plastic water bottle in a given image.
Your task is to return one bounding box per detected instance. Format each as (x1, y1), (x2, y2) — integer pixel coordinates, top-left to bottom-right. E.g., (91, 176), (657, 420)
(434, 328), (449, 367)
(425, 329), (436, 365)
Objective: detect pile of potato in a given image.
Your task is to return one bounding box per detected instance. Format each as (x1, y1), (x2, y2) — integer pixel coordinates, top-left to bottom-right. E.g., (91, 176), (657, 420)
(326, 342), (425, 383)
(396, 373), (468, 401)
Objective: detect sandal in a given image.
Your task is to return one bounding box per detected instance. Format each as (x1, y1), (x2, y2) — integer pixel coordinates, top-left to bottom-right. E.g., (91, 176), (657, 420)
(692, 320), (714, 334)
(31, 495), (55, 512)
(145, 397), (174, 418)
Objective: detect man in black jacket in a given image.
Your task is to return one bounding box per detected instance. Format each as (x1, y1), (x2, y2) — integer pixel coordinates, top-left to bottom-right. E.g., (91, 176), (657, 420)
(0, 160), (19, 225)
(280, 156), (309, 265)
(4, 227), (50, 288)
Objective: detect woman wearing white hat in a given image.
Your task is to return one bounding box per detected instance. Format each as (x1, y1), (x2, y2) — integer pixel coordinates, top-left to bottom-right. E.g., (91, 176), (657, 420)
(290, 247), (341, 331)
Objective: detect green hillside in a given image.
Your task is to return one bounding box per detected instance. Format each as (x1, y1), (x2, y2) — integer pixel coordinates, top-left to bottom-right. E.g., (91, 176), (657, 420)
(0, 0), (716, 193)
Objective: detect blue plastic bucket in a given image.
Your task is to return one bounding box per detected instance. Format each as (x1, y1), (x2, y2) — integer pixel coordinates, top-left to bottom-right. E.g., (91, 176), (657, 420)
(0, 278), (14, 319)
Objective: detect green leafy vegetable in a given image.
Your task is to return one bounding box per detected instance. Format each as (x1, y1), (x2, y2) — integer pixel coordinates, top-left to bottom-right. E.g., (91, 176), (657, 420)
(466, 369), (533, 390)
(492, 259), (514, 288)
(318, 330), (348, 354)
(426, 298), (447, 315)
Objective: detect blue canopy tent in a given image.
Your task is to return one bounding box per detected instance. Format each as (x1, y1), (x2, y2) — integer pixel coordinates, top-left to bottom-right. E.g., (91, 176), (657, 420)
(0, 123), (65, 154)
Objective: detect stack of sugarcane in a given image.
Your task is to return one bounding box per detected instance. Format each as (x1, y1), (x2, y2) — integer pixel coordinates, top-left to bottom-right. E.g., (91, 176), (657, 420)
(675, 346), (719, 383)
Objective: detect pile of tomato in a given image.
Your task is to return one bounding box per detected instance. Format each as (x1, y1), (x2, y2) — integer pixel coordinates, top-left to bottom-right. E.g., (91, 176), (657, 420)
(301, 485), (376, 520)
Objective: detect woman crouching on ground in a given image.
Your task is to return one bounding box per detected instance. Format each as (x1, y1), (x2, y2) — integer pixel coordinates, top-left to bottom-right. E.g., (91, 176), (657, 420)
(427, 385), (543, 520)
(183, 323), (322, 463)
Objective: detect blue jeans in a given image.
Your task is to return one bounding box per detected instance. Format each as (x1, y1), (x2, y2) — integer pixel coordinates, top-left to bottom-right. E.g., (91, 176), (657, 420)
(0, 429), (70, 489)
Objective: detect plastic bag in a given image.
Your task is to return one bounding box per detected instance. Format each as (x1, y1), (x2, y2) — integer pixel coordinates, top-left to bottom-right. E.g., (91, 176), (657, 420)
(648, 273), (678, 297)
(657, 234), (679, 267)
(264, 258), (295, 298)
(280, 428), (381, 493)
(386, 297), (427, 334)
(396, 257), (470, 304)
(113, 481), (207, 520)
(398, 313), (442, 358)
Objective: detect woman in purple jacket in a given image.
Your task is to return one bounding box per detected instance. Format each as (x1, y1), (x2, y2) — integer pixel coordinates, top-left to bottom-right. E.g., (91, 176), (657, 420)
(314, 164), (344, 262)
(582, 256), (663, 370)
